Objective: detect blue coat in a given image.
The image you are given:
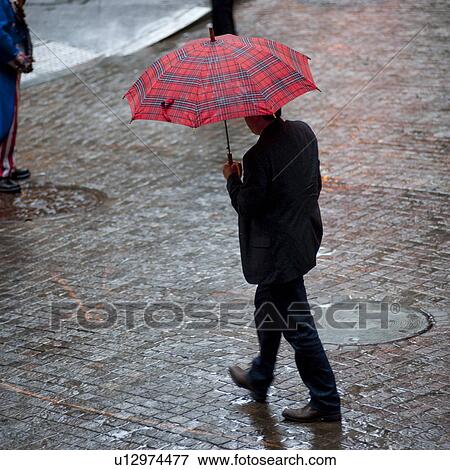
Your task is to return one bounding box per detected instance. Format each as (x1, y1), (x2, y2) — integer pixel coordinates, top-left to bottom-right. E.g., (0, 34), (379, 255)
(0, 0), (21, 142)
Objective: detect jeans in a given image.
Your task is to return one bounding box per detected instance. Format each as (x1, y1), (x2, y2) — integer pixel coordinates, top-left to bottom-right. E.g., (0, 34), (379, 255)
(247, 277), (341, 412)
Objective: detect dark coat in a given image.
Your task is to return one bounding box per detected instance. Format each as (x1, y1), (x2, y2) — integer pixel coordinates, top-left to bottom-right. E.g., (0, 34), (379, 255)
(227, 119), (323, 285)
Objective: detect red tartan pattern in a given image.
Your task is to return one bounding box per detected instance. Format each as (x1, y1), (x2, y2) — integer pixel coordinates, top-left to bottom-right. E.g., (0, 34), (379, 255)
(124, 34), (318, 128)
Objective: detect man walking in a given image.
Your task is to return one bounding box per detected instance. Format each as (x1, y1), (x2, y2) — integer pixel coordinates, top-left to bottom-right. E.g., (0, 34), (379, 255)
(0, 0), (32, 193)
(223, 111), (341, 422)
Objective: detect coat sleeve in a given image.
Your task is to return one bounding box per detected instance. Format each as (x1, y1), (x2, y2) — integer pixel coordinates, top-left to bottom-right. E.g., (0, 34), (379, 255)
(226, 150), (270, 218)
(0, 1), (19, 64)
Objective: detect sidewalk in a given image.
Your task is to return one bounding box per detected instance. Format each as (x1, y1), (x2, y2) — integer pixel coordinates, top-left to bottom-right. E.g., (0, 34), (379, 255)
(24, 0), (210, 86)
(0, 0), (448, 449)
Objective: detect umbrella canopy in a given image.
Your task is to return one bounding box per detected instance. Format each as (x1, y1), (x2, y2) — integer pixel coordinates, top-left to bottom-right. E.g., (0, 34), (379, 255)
(124, 32), (318, 129)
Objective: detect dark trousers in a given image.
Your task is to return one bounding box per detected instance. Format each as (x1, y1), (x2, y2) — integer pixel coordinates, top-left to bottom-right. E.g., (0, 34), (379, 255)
(248, 277), (341, 412)
(211, 0), (236, 36)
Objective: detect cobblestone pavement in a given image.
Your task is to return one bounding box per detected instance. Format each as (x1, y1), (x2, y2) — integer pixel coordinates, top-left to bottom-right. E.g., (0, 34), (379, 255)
(0, 0), (449, 450)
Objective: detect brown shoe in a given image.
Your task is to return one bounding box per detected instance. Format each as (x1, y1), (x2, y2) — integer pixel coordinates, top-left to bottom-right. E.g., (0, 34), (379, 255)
(282, 404), (341, 423)
(228, 365), (267, 403)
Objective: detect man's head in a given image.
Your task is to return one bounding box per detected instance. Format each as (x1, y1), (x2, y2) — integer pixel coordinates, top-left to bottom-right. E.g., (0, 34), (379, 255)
(244, 109), (282, 135)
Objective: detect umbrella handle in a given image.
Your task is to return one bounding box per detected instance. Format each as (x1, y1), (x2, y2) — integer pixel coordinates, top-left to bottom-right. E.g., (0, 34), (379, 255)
(227, 152), (233, 165)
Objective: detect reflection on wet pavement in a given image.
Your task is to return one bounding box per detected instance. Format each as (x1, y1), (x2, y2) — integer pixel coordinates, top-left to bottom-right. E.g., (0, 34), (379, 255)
(237, 403), (286, 450)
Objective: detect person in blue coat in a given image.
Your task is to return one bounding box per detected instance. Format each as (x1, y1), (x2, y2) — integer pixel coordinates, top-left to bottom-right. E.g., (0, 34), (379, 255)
(0, 0), (32, 193)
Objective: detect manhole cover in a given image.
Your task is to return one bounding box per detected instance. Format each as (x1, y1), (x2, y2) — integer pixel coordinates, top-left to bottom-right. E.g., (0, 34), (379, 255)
(0, 184), (107, 222)
(313, 300), (433, 346)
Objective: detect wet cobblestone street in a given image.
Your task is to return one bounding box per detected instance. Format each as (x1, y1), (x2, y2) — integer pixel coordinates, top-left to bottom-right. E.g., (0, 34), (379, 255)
(0, 0), (449, 449)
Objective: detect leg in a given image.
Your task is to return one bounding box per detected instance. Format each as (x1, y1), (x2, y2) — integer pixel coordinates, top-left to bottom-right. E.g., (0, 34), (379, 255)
(247, 283), (282, 394)
(211, 0), (236, 36)
(275, 278), (340, 413)
(0, 74), (19, 178)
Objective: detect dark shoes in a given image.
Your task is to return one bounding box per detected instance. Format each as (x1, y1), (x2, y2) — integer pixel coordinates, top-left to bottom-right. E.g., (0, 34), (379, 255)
(10, 168), (31, 180)
(0, 177), (21, 193)
(228, 365), (267, 403)
(282, 404), (341, 423)
(0, 169), (31, 193)
(229, 366), (341, 422)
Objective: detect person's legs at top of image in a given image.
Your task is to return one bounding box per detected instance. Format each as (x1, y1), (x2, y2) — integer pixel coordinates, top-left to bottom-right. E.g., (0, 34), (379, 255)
(211, 0), (236, 36)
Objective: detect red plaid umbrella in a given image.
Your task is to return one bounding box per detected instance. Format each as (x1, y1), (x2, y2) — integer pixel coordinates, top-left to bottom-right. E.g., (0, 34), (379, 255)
(124, 28), (318, 162)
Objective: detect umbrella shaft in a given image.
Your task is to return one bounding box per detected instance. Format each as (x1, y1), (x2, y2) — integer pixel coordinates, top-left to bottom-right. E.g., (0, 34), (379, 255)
(224, 120), (233, 163)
